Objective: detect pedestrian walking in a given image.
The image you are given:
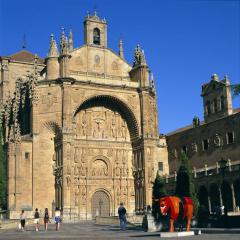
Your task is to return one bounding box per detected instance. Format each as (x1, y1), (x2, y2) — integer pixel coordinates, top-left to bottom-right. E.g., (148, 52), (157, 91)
(19, 210), (26, 231)
(44, 208), (50, 231)
(54, 207), (61, 231)
(118, 202), (127, 230)
(34, 208), (40, 231)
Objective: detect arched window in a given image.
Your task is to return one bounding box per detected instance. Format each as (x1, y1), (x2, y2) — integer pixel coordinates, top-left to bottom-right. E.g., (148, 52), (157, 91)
(206, 100), (211, 115)
(93, 28), (100, 45)
(220, 96), (224, 111)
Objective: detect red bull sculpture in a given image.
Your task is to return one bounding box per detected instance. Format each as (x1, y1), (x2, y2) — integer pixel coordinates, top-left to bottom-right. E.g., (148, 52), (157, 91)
(159, 196), (194, 232)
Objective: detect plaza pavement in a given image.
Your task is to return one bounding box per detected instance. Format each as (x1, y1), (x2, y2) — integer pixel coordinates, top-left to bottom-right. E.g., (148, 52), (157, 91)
(0, 221), (240, 240)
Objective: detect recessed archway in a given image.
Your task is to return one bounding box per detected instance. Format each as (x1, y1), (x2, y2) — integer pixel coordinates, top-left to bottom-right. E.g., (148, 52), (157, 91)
(91, 190), (110, 218)
(73, 95), (140, 143)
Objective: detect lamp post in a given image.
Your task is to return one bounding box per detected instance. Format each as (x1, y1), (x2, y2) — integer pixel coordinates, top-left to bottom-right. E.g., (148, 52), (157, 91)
(218, 158), (228, 227)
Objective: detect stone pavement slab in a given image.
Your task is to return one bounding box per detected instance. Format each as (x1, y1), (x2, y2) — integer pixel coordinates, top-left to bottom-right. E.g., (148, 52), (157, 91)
(0, 222), (240, 240)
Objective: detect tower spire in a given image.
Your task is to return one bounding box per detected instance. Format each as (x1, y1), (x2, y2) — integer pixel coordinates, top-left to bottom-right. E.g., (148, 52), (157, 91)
(69, 29), (73, 51)
(22, 33), (26, 49)
(119, 37), (124, 59)
(48, 34), (59, 58)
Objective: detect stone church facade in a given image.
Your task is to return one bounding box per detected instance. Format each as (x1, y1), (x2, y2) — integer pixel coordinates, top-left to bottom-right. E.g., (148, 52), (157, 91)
(0, 13), (168, 219)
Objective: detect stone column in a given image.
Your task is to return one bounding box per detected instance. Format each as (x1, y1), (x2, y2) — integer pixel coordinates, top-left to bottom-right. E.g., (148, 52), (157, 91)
(230, 183), (236, 212)
(219, 186), (223, 213)
(208, 196), (212, 214)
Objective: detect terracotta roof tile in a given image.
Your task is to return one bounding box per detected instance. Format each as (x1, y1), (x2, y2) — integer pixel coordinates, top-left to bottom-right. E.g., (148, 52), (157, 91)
(9, 50), (44, 64)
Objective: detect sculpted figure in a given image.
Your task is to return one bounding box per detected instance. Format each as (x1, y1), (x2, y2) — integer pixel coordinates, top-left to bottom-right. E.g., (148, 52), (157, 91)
(159, 196), (194, 232)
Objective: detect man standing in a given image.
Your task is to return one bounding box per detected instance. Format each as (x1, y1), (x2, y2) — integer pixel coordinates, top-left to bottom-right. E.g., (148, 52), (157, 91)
(118, 202), (127, 230)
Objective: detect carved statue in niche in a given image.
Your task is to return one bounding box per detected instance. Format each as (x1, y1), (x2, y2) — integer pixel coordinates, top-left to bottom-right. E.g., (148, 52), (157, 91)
(74, 164), (79, 176)
(191, 142), (198, 153)
(115, 165), (121, 177)
(75, 186), (80, 205)
(130, 187), (135, 196)
(122, 164), (128, 177)
(107, 148), (113, 157)
(81, 112), (87, 136)
(213, 133), (221, 147)
(122, 121), (127, 139)
(122, 150), (127, 164)
(74, 148), (79, 163)
(79, 164), (86, 177)
(81, 148), (87, 163)
(111, 115), (116, 138)
(66, 175), (71, 188)
(92, 160), (108, 177)
(122, 187), (127, 196)
(67, 164), (71, 175)
(81, 186), (86, 203)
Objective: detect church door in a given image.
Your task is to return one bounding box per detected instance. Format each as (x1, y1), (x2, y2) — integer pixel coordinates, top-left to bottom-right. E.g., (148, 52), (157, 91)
(91, 191), (110, 218)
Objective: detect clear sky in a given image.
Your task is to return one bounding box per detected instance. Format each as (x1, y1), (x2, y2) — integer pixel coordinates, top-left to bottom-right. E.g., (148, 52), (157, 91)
(0, 0), (239, 134)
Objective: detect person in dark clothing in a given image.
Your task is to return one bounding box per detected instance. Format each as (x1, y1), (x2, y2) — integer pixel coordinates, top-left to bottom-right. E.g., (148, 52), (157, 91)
(44, 208), (50, 231)
(34, 208), (40, 231)
(118, 202), (127, 230)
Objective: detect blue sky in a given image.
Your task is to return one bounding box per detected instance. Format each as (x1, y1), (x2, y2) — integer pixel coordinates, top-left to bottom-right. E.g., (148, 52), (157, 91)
(0, 0), (239, 134)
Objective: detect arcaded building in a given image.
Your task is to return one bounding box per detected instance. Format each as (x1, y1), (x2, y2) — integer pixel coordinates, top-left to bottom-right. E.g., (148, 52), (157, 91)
(166, 74), (240, 215)
(0, 12), (169, 219)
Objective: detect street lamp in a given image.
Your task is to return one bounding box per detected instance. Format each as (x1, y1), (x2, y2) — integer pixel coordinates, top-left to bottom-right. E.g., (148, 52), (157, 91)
(218, 158), (228, 227)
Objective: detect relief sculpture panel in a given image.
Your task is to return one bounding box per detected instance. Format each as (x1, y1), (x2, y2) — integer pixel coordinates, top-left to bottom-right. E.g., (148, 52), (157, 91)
(75, 107), (130, 141)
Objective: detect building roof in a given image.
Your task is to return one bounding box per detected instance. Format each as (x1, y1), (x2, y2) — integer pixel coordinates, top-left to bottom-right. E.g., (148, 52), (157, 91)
(166, 110), (240, 136)
(9, 50), (44, 64)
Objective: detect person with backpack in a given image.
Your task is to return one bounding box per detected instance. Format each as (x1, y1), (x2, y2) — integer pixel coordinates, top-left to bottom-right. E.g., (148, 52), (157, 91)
(34, 208), (40, 231)
(118, 202), (127, 230)
(44, 208), (50, 231)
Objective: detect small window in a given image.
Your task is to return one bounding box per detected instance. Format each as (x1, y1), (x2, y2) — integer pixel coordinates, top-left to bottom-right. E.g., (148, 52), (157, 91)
(181, 146), (187, 154)
(158, 162), (163, 171)
(202, 139), (209, 151)
(213, 98), (218, 113)
(220, 96), (224, 111)
(93, 28), (100, 45)
(25, 152), (30, 160)
(227, 132), (234, 144)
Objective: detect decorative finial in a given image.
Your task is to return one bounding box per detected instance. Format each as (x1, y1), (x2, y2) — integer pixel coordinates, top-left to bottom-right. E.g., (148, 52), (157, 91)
(224, 74), (229, 81)
(48, 33), (59, 58)
(211, 73), (219, 81)
(69, 29), (73, 51)
(119, 37), (124, 59)
(22, 33), (26, 49)
(94, 5), (97, 16)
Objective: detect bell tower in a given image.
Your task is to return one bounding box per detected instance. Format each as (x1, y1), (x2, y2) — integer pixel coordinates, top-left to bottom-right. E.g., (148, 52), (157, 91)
(84, 11), (107, 48)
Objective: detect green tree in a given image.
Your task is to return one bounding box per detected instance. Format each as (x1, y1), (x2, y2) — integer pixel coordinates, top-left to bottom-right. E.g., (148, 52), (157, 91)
(232, 84), (240, 96)
(0, 128), (7, 209)
(152, 171), (166, 219)
(175, 152), (198, 214)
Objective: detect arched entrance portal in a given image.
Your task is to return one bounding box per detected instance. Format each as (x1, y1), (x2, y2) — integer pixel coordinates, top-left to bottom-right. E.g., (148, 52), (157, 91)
(72, 95), (140, 219)
(91, 191), (110, 218)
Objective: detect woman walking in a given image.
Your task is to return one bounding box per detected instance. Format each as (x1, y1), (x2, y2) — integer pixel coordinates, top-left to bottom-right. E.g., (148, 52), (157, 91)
(34, 208), (40, 231)
(20, 210), (26, 231)
(54, 207), (61, 231)
(44, 208), (50, 231)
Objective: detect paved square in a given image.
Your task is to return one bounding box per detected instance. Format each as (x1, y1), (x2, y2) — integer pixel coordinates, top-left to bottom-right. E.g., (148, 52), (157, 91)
(0, 222), (240, 240)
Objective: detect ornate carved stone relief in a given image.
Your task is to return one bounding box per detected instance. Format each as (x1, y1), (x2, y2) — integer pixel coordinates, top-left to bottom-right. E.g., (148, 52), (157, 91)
(75, 107), (130, 141)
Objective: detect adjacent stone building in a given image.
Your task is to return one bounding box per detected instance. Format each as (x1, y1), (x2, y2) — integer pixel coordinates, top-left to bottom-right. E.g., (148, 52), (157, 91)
(166, 74), (240, 215)
(0, 12), (169, 219)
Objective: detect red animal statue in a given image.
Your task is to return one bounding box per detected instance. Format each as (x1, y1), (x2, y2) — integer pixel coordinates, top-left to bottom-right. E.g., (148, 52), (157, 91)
(159, 196), (194, 232)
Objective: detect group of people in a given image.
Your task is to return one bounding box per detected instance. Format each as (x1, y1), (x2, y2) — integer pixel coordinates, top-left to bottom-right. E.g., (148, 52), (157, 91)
(19, 207), (62, 232)
(19, 203), (127, 232)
